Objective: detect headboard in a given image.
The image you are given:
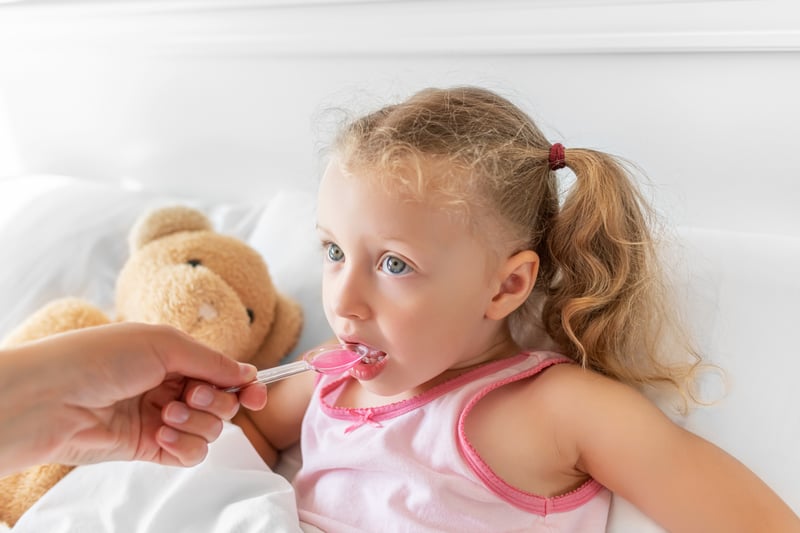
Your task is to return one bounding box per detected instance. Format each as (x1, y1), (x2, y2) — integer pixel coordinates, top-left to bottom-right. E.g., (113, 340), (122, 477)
(1, 0), (798, 526)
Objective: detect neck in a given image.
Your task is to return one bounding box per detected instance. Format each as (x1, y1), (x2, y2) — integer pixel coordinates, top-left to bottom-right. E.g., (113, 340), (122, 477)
(420, 332), (521, 391)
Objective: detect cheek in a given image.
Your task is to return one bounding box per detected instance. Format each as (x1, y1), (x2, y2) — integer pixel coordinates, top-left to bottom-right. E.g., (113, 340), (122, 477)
(431, 268), (493, 313)
(321, 276), (337, 318)
(389, 279), (488, 337)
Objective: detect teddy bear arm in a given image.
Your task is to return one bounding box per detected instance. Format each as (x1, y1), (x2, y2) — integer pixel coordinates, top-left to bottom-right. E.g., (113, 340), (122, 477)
(2, 297), (111, 347)
(0, 464), (75, 527)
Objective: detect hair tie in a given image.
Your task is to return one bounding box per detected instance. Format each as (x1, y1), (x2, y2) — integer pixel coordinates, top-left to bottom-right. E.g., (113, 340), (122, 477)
(548, 143), (566, 171)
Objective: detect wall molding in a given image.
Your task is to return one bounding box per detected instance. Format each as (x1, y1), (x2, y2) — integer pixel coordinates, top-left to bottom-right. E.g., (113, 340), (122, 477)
(1, 0), (799, 55)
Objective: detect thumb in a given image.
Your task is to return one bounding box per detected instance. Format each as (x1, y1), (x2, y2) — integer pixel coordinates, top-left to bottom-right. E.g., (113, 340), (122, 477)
(157, 332), (257, 387)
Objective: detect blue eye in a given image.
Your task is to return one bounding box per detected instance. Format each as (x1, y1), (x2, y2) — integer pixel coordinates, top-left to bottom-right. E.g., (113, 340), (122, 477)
(327, 243), (345, 262)
(381, 255), (411, 275)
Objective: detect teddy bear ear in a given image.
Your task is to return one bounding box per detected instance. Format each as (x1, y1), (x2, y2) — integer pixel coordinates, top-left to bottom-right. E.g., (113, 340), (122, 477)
(129, 205), (213, 252)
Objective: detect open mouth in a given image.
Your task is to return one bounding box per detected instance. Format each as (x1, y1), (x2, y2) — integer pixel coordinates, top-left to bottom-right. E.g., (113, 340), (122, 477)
(350, 342), (387, 363)
(359, 350), (387, 365)
(348, 344), (389, 380)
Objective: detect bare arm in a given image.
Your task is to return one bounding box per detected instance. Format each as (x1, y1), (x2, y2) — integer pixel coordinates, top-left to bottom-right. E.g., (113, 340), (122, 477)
(236, 370), (316, 468)
(543, 365), (800, 532)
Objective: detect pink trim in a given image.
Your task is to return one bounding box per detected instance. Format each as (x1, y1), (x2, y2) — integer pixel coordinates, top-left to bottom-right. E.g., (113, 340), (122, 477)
(318, 353), (531, 430)
(457, 356), (606, 516)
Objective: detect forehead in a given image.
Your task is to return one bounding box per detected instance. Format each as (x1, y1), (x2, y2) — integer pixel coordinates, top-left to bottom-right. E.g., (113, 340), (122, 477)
(318, 158), (509, 277)
(322, 156), (517, 255)
(321, 155), (478, 221)
(317, 159), (462, 241)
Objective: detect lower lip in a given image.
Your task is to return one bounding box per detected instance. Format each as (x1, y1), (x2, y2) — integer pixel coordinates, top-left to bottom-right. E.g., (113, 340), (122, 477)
(348, 356), (388, 381)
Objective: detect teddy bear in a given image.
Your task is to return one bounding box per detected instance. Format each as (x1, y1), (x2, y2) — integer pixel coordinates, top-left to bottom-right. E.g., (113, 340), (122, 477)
(0, 205), (303, 527)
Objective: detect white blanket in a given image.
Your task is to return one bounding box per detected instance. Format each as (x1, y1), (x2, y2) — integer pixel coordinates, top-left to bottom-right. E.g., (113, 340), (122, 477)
(12, 423), (308, 533)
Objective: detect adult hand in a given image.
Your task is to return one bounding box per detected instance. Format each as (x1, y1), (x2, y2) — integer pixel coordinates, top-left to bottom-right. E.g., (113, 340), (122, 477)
(0, 322), (268, 476)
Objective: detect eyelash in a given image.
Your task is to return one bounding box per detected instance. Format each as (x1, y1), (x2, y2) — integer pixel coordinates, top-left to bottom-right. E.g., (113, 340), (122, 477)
(322, 241), (344, 263)
(381, 255), (411, 275)
(320, 241), (413, 275)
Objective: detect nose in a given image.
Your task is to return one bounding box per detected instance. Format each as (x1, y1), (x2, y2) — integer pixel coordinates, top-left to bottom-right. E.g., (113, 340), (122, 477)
(197, 302), (218, 321)
(329, 263), (371, 321)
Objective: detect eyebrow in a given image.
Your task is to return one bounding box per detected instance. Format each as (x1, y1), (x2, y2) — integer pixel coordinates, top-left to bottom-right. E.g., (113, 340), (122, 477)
(315, 223), (420, 252)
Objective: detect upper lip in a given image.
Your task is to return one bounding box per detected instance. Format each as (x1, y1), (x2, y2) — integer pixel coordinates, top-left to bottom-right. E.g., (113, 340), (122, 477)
(336, 333), (361, 344)
(337, 333), (383, 354)
(338, 333), (369, 347)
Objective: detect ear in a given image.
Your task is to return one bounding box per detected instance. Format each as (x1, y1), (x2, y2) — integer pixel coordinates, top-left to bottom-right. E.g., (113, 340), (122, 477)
(250, 294), (304, 369)
(485, 250), (539, 321)
(128, 205), (212, 253)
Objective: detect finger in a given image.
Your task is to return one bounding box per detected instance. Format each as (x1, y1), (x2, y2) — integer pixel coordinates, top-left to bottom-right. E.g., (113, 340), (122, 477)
(184, 382), (240, 420)
(237, 382), (268, 411)
(162, 401), (224, 443)
(155, 426), (210, 467)
(154, 328), (257, 388)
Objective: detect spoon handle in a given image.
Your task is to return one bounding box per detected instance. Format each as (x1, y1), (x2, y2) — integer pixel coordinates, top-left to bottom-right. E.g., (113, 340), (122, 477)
(224, 360), (310, 392)
(254, 360), (312, 384)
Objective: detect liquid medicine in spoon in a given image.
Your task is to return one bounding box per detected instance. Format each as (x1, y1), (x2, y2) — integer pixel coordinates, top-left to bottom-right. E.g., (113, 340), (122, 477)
(224, 343), (384, 391)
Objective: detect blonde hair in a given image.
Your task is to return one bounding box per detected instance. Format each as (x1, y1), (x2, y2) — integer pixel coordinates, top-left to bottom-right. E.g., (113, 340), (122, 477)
(333, 86), (701, 406)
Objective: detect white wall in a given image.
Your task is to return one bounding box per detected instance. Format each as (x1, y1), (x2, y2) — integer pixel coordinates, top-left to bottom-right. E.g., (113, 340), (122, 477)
(0, 0), (798, 235)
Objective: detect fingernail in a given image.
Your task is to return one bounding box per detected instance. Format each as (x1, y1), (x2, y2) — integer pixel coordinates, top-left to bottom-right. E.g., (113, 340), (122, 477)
(160, 426), (180, 443)
(192, 386), (214, 407)
(165, 403), (190, 424)
(238, 363), (256, 380)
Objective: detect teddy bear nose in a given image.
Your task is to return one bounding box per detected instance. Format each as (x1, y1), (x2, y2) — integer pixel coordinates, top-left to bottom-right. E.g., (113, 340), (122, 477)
(197, 302), (218, 321)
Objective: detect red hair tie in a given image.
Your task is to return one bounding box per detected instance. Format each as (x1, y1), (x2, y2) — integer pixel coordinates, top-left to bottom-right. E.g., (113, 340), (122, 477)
(548, 143), (566, 171)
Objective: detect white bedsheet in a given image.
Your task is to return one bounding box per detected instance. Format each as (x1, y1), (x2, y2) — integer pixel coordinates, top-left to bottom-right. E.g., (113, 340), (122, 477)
(12, 423), (307, 533)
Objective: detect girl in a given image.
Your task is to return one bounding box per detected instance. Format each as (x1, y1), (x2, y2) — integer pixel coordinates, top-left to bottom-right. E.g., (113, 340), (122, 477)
(241, 87), (800, 531)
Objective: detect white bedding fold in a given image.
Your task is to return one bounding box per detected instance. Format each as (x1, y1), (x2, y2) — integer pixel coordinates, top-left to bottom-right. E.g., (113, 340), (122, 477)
(12, 423), (304, 533)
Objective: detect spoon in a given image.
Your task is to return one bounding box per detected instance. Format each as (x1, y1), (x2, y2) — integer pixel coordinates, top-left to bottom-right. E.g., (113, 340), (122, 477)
(224, 343), (382, 392)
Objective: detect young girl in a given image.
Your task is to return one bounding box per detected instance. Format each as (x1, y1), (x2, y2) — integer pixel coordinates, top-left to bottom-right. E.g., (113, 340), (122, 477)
(241, 86), (800, 531)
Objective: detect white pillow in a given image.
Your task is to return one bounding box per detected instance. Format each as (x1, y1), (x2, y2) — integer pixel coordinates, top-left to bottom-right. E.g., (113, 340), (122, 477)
(0, 176), (329, 361)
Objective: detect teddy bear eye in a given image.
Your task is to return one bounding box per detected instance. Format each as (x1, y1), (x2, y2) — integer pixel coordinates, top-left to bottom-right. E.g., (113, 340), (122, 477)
(246, 308), (255, 324)
(187, 259), (202, 267)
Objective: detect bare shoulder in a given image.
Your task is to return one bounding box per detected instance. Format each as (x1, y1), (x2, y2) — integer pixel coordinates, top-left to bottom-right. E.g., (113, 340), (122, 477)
(512, 361), (675, 437)
(517, 362), (679, 463)
(463, 361), (649, 497)
(518, 361), (646, 407)
(476, 362), (680, 491)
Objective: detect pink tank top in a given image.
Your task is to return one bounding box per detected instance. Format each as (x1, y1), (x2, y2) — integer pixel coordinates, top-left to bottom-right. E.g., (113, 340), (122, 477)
(292, 351), (611, 532)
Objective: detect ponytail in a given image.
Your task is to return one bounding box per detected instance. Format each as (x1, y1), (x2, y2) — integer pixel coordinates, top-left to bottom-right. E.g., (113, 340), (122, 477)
(540, 147), (699, 399)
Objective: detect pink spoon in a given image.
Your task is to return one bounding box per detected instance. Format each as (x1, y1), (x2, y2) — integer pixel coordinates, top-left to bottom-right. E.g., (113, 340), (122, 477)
(224, 344), (382, 392)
